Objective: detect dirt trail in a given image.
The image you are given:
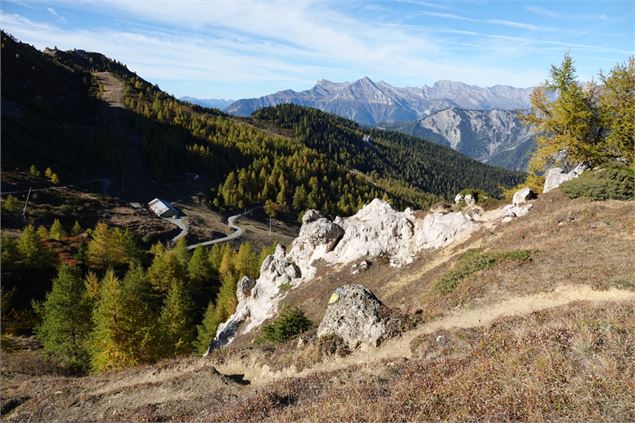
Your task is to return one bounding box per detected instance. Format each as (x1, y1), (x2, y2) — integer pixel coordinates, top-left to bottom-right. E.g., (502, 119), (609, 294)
(214, 285), (635, 385)
(94, 71), (160, 202)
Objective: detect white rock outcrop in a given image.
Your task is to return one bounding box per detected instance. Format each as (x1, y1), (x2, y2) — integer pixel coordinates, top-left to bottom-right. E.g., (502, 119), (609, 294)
(302, 209), (325, 224)
(543, 163), (590, 193)
(209, 195), (534, 351)
(208, 244), (302, 351)
(512, 187), (535, 206)
(415, 211), (477, 249)
(464, 194), (476, 206)
(287, 217), (344, 279)
(324, 199), (417, 266)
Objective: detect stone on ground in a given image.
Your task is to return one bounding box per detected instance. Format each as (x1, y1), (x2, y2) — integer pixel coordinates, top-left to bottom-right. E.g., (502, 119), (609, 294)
(317, 285), (387, 349)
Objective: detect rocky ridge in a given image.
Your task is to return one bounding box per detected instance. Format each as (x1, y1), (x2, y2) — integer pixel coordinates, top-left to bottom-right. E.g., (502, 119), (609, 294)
(225, 78), (534, 125)
(209, 192), (543, 351)
(387, 108), (536, 171)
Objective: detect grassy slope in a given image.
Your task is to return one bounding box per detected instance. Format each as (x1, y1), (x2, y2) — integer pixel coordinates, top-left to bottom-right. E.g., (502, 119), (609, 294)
(2, 192), (633, 422)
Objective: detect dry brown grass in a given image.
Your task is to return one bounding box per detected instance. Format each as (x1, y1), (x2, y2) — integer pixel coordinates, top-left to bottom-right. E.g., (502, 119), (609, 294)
(4, 194), (633, 422)
(214, 193), (635, 379)
(206, 301), (635, 422)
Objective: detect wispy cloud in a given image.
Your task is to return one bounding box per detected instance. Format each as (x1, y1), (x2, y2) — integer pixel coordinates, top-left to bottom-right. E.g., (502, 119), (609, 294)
(0, 8), (546, 95)
(395, 0), (454, 10)
(46, 7), (66, 23)
(1, 0), (631, 98)
(525, 5), (609, 21)
(487, 19), (541, 31)
(420, 10), (552, 31)
(420, 11), (477, 22)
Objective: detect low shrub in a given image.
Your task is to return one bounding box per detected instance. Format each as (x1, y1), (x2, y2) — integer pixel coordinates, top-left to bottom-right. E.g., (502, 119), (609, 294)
(278, 282), (293, 292)
(560, 164), (634, 201)
(260, 307), (313, 344)
(434, 248), (533, 294)
(458, 188), (490, 204)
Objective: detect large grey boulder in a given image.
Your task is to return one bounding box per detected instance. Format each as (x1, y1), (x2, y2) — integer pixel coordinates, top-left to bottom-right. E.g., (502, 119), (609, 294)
(543, 162), (590, 193)
(317, 285), (387, 349)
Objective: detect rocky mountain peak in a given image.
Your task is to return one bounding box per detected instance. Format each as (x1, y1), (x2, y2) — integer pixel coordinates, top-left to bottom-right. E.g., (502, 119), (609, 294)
(225, 77), (535, 126)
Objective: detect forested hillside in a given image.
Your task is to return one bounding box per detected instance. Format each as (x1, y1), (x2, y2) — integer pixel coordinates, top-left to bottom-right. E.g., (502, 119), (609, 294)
(1, 33), (123, 179)
(2, 33), (525, 222)
(253, 105), (524, 197)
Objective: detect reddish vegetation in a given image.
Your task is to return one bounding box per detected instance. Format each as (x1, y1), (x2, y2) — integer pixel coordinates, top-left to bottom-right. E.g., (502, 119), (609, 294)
(206, 302), (635, 422)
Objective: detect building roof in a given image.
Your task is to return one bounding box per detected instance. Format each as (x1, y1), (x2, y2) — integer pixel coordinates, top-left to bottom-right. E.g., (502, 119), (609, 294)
(148, 198), (176, 216)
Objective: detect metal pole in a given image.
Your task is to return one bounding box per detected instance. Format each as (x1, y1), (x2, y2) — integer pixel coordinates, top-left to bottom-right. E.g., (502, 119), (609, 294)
(269, 217), (272, 235)
(22, 187), (32, 219)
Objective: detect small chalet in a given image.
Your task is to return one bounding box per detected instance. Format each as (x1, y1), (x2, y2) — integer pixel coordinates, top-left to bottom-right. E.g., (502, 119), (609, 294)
(148, 198), (179, 218)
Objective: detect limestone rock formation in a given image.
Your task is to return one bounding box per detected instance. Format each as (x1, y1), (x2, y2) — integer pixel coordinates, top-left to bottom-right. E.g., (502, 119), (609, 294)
(210, 197), (531, 351)
(302, 209), (325, 224)
(324, 199), (417, 266)
(287, 215), (344, 278)
(209, 244), (302, 351)
(543, 163), (590, 193)
(512, 187), (536, 206)
(415, 211), (477, 249)
(317, 285), (387, 349)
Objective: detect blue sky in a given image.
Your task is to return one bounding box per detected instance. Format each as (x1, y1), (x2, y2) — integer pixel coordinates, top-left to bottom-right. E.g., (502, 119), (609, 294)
(1, 0), (633, 99)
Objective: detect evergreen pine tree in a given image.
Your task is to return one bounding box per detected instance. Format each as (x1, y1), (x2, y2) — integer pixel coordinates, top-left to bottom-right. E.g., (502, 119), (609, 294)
(147, 243), (186, 294)
(119, 264), (161, 363)
(29, 164), (40, 177)
(88, 269), (128, 372)
(208, 243), (224, 272)
(233, 242), (258, 279)
(524, 54), (600, 182)
(172, 237), (190, 269)
(37, 225), (49, 240)
(599, 58), (635, 162)
(17, 225), (50, 268)
(159, 280), (195, 357)
(49, 219), (67, 240)
(84, 271), (100, 303)
(71, 220), (83, 236)
(292, 185), (307, 211)
(35, 265), (92, 371)
(218, 245), (235, 283)
(194, 301), (217, 354)
(187, 246), (216, 312)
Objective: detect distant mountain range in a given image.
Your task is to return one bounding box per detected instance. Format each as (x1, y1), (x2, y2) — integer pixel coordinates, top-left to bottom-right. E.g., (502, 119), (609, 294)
(384, 108), (536, 171)
(179, 96), (234, 110)
(210, 77), (537, 170)
(223, 77), (535, 125)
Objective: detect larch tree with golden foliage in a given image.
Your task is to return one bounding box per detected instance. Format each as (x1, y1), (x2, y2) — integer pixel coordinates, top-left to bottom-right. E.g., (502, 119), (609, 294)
(523, 54), (634, 191)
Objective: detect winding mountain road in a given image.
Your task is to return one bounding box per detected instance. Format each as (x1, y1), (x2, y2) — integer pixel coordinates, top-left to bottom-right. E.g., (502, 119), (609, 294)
(185, 211), (250, 250)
